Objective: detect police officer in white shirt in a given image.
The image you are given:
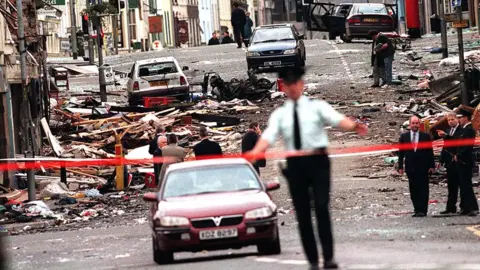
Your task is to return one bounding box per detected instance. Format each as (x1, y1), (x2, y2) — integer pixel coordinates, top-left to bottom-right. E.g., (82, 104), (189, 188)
(249, 67), (367, 270)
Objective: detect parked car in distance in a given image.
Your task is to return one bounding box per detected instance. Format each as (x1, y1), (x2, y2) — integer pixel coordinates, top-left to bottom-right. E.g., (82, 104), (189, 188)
(126, 57), (190, 106)
(309, 2), (396, 42)
(143, 158), (281, 264)
(246, 24), (305, 71)
(343, 3), (396, 42)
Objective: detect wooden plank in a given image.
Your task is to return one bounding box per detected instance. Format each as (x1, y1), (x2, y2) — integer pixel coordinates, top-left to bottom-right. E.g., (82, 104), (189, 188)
(41, 117), (65, 157)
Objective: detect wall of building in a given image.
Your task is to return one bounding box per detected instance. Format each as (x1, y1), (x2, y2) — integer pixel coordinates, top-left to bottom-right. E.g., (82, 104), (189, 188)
(199, 0), (214, 43)
(218, 0), (232, 32)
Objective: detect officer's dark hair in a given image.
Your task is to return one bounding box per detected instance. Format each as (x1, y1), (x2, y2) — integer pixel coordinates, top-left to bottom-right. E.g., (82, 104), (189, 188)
(233, 2), (239, 7)
(249, 122), (259, 129)
(278, 66), (305, 85)
(165, 125), (173, 132)
(168, 133), (178, 144)
(199, 126), (209, 137)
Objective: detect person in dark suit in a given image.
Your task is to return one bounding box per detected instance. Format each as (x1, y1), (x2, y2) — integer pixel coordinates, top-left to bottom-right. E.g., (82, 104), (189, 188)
(231, 2), (246, 48)
(398, 116), (435, 217)
(456, 109), (479, 216)
(153, 135), (167, 183)
(436, 112), (463, 214)
(241, 122), (265, 175)
(193, 126), (223, 158)
(149, 126), (165, 155)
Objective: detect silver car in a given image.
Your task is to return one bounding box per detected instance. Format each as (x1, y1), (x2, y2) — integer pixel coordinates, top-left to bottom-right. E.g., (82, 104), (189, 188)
(126, 57), (190, 106)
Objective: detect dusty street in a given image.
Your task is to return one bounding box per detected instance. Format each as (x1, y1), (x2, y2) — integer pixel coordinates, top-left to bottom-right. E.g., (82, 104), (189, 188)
(6, 35), (480, 269)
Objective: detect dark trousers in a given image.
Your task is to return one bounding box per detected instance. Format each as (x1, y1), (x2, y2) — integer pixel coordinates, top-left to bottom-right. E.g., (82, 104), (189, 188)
(406, 170), (429, 213)
(458, 164), (479, 212)
(233, 26), (245, 48)
(284, 154), (333, 263)
(154, 163), (162, 184)
(446, 165), (460, 212)
(253, 165), (260, 175)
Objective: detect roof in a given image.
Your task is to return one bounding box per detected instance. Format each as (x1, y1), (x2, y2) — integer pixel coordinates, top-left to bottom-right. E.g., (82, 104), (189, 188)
(166, 158), (250, 172)
(353, 3), (386, 5)
(136, 57), (177, 65)
(256, 24), (292, 29)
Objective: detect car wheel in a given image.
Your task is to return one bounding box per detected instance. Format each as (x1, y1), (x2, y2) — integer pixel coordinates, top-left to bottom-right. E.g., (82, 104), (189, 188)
(152, 237), (174, 265)
(257, 228), (281, 255)
(328, 31), (336, 40)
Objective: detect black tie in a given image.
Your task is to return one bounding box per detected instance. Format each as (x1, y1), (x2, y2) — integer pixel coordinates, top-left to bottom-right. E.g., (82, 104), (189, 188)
(293, 101), (301, 150)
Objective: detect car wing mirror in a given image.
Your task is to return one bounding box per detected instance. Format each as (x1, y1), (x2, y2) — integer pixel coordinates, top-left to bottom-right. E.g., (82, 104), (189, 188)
(265, 180), (280, 191)
(182, 66), (189, 71)
(298, 34), (305, 40)
(143, 192), (158, 202)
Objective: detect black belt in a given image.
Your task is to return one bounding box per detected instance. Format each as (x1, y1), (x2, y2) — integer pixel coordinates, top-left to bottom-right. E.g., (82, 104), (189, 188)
(288, 147), (328, 159)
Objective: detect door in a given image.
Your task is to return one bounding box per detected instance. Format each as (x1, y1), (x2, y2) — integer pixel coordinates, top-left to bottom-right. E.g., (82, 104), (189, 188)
(307, 3), (335, 32)
(385, 4), (398, 30)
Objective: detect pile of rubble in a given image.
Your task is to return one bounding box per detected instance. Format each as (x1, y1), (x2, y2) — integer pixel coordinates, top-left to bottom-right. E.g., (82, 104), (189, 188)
(0, 68), (287, 234)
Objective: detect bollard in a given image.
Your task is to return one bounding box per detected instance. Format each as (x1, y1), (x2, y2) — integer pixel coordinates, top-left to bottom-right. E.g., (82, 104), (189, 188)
(115, 140), (124, 191)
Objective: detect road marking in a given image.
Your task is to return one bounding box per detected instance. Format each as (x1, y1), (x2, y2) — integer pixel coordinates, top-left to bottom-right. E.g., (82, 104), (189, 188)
(252, 257), (480, 269)
(466, 225), (480, 237)
(325, 41), (354, 81)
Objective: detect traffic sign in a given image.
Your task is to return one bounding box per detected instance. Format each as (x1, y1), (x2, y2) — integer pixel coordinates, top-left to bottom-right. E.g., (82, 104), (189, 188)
(452, 20), (469, 28)
(444, 11), (469, 22)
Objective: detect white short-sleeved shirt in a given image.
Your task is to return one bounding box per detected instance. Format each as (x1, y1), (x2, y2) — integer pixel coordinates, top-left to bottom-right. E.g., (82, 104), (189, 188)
(261, 96), (344, 151)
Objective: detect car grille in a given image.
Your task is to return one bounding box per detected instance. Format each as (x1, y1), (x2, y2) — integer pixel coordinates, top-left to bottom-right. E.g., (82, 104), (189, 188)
(260, 50), (283, 56)
(191, 215), (243, 228)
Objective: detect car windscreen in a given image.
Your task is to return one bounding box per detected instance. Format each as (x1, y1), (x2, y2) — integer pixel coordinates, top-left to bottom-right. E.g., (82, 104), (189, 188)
(251, 27), (295, 44)
(356, 5), (388, 14)
(137, 62), (177, 77)
(162, 164), (261, 198)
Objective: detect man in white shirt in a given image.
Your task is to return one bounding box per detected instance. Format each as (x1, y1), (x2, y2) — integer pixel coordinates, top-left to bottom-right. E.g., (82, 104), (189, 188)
(249, 67), (367, 270)
(398, 116), (435, 217)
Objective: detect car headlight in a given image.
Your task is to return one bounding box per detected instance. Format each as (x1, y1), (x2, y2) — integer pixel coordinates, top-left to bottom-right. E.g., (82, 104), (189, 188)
(247, 51), (260, 56)
(245, 206), (274, 219)
(158, 216), (189, 227)
(283, 49), (296, 55)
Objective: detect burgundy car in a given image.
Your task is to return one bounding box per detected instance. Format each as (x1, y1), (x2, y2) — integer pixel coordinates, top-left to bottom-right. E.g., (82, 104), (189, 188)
(143, 158), (281, 264)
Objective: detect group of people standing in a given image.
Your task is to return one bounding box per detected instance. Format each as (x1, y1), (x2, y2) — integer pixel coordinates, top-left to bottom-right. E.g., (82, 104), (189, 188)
(398, 110), (479, 217)
(369, 30), (395, 87)
(148, 122), (265, 184)
(207, 2), (254, 48)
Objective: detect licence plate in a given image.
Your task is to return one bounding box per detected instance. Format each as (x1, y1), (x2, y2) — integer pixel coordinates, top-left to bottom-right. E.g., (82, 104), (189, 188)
(199, 228), (238, 240)
(264, 61), (282, 66)
(149, 80), (168, 87)
(364, 18), (379, 22)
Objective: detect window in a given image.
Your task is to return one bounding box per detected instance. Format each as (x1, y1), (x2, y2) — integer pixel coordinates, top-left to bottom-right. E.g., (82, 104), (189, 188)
(128, 9), (137, 40)
(163, 165), (260, 198)
(138, 62), (178, 77)
(356, 5), (388, 15)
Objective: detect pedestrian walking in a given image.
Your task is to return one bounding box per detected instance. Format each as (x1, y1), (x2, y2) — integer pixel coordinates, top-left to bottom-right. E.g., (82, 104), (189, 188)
(248, 66), (367, 270)
(456, 108), (479, 216)
(436, 112), (463, 214)
(231, 2), (246, 48)
(398, 116), (435, 217)
(148, 126), (165, 155)
(368, 30), (385, 87)
(241, 122), (265, 175)
(244, 12), (254, 47)
(193, 126), (223, 158)
(158, 133), (187, 185)
(153, 135), (167, 184)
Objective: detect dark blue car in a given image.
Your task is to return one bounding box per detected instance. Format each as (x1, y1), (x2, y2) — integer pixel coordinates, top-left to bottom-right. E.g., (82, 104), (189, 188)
(245, 24), (306, 71)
